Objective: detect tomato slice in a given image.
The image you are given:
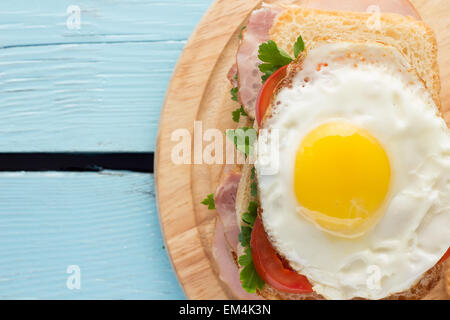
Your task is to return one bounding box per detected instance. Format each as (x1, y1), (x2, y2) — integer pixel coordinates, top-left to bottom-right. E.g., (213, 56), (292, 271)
(251, 217), (313, 293)
(255, 65), (289, 126)
(438, 247), (450, 264)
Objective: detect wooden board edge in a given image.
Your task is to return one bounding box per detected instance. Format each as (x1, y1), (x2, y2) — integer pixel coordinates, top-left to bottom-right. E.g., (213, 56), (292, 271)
(155, 0), (262, 300)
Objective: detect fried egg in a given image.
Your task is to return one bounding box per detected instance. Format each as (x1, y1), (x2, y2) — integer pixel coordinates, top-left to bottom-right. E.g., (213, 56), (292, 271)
(256, 42), (450, 300)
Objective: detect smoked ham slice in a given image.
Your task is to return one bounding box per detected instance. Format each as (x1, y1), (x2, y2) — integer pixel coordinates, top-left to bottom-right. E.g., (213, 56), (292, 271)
(236, 6), (282, 118)
(213, 220), (262, 300)
(214, 168), (241, 252)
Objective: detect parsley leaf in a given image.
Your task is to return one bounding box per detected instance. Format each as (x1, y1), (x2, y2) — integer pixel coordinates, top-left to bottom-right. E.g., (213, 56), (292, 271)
(238, 226), (252, 247)
(242, 201), (258, 226)
(242, 213), (256, 227)
(232, 106), (248, 123)
(258, 40), (293, 66)
(232, 109), (241, 123)
(201, 194), (215, 210)
(239, 247), (264, 294)
(250, 166), (258, 198)
(240, 260), (265, 293)
(237, 166), (265, 293)
(258, 40), (292, 83)
(248, 201), (258, 215)
(239, 26), (247, 40)
(238, 247), (253, 267)
(259, 64), (279, 83)
(258, 35), (305, 82)
(230, 87), (239, 102)
(251, 182), (258, 198)
(226, 127), (257, 157)
(293, 35), (305, 58)
(238, 197), (265, 293)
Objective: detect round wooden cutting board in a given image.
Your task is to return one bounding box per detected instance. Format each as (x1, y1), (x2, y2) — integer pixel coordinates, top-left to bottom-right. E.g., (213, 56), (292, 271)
(155, 0), (450, 300)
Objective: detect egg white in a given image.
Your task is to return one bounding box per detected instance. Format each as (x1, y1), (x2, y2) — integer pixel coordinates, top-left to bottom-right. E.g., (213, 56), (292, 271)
(256, 42), (450, 300)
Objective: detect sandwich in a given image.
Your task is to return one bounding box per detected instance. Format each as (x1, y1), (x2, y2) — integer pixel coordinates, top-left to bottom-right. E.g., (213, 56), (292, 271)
(203, 1), (450, 300)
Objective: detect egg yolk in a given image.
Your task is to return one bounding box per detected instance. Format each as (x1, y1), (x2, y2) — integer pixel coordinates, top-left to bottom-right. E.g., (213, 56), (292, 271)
(294, 122), (391, 238)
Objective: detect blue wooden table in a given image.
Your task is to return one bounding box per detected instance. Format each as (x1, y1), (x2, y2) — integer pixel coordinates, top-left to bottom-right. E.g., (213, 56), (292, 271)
(0, 0), (214, 299)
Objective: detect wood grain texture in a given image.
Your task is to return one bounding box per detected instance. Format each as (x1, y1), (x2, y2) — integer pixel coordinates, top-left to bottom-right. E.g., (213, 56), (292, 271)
(156, 0), (261, 300)
(412, 0), (450, 123)
(156, 0), (450, 300)
(0, 0), (213, 151)
(0, 41), (182, 151)
(0, 0), (214, 300)
(0, 171), (185, 299)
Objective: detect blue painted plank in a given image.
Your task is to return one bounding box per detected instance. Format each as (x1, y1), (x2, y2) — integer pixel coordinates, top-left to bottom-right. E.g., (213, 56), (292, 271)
(0, 172), (185, 299)
(0, 0), (213, 46)
(0, 41), (184, 151)
(0, 0), (214, 151)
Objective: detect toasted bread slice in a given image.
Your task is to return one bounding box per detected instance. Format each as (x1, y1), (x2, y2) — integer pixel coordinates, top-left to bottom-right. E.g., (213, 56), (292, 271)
(270, 7), (441, 110)
(236, 162), (449, 300)
(233, 7), (448, 300)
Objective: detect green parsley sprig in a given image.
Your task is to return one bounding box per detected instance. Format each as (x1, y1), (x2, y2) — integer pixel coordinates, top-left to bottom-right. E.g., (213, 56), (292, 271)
(293, 35), (305, 59)
(238, 200), (264, 293)
(239, 247), (264, 293)
(226, 127), (257, 157)
(232, 106), (248, 123)
(258, 35), (305, 83)
(239, 26), (247, 40)
(242, 201), (258, 226)
(201, 194), (215, 210)
(238, 166), (264, 293)
(230, 87), (239, 102)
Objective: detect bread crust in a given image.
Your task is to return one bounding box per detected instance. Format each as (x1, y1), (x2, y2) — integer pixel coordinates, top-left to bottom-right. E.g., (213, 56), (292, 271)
(270, 7), (441, 111)
(261, 39), (442, 128)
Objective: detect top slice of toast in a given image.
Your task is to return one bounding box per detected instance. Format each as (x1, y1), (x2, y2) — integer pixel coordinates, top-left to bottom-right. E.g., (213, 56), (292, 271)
(233, 7), (447, 300)
(269, 7), (441, 110)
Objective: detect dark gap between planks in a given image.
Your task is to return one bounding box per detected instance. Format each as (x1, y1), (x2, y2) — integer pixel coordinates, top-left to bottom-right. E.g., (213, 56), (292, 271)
(0, 153), (154, 173)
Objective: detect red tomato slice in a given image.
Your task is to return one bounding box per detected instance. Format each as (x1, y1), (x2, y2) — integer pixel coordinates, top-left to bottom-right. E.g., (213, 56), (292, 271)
(251, 217), (313, 294)
(255, 65), (288, 126)
(438, 247), (450, 264)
